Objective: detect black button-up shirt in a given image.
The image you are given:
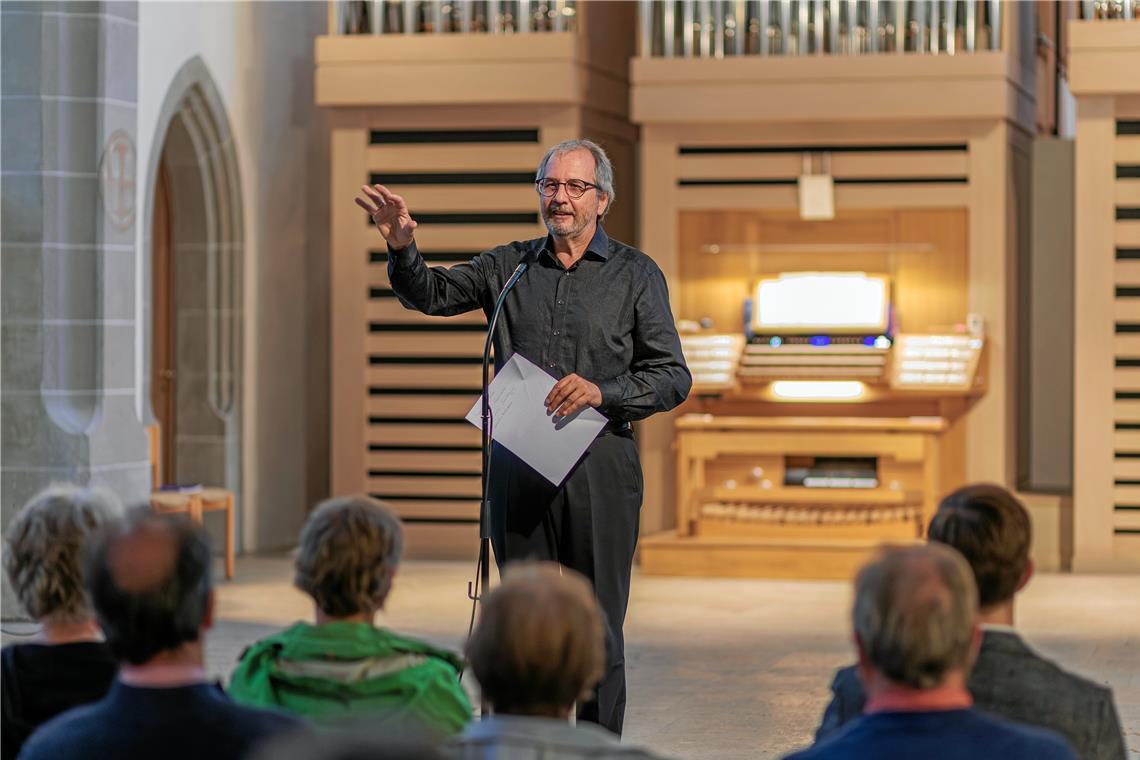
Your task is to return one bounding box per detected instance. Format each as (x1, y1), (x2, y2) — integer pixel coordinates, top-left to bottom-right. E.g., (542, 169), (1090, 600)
(388, 226), (691, 422)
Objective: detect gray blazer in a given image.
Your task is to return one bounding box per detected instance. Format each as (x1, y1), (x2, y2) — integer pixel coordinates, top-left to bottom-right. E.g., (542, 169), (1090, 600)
(815, 629), (1127, 760)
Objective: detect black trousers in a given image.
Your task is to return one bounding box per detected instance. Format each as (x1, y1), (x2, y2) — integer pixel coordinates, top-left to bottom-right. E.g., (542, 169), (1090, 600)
(488, 429), (643, 736)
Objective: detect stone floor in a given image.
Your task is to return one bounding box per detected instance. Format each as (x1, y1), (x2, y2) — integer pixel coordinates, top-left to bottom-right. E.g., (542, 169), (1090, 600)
(6, 556), (1136, 758)
(207, 556), (1140, 759)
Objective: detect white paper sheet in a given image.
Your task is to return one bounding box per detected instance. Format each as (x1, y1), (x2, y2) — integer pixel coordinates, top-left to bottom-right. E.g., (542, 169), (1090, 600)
(465, 353), (608, 485)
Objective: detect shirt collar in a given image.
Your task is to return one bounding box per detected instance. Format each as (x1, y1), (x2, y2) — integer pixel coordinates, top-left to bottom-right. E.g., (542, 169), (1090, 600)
(539, 224), (612, 261)
(979, 622), (1018, 635)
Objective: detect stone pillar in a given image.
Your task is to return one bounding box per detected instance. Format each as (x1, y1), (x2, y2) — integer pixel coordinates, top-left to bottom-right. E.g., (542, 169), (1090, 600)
(1, 1), (148, 617)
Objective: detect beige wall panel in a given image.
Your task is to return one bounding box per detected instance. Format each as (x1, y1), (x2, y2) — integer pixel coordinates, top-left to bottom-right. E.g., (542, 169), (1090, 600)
(318, 62), (579, 107)
(1114, 335), (1140, 356)
(366, 394), (477, 418)
(401, 522), (479, 560)
(368, 423), (481, 447)
(677, 186), (799, 210)
(367, 144), (543, 172)
(393, 186), (540, 212)
(384, 499), (480, 520)
(1117, 222), (1140, 247)
(1112, 460), (1140, 479)
(1113, 510), (1140, 531)
(1113, 487), (1140, 507)
(331, 128), (369, 496)
(367, 301), (486, 324)
(1119, 97), (1140, 119)
(1115, 399), (1140, 421)
(368, 332), (485, 357)
(367, 451), (480, 474)
(1110, 534), (1140, 568)
(1116, 137), (1140, 164)
(316, 33), (576, 63)
(1114, 368), (1140, 391)
(413, 224), (545, 250)
(1113, 431), (1140, 451)
(367, 475), (481, 498)
(1068, 21), (1140, 95)
(576, 0), (636, 79)
(366, 365), (484, 389)
(678, 154), (805, 180)
(829, 152), (970, 178)
(677, 184), (967, 210)
(1117, 180), (1140, 207)
(965, 123), (1012, 488)
(664, 122), (975, 146)
(1113, 298), (1140, 322)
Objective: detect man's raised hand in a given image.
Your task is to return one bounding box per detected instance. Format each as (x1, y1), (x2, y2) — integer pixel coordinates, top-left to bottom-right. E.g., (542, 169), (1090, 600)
(355, 184), (417, 250)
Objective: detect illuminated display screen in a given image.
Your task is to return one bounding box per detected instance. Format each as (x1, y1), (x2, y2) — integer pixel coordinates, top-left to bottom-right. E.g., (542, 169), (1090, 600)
(753, 273), (890, 334)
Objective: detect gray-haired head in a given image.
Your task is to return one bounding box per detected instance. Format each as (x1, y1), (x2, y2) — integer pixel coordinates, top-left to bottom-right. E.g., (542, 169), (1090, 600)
(535, 139), (615, 219)
(4, 484), (123, 624)
(853, 543), (978, 690)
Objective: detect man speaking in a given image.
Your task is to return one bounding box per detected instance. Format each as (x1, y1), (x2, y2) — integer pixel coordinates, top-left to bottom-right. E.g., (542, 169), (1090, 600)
(355, 139), (691, 735)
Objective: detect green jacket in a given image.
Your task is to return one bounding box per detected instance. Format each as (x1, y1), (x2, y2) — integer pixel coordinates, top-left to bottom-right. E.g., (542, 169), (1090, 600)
(228, 621), (472, 735)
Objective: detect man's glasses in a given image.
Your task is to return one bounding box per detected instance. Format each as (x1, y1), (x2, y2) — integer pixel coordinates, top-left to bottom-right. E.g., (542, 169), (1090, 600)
(535, 179), (598, 199)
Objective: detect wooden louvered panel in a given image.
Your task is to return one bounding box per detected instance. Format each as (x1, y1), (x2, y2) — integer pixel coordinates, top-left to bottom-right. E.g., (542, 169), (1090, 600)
(677, 154), (803, 179)
(1113, 335), (1140, 356)
(367, 364), (485, 389)
(367, 450), (480, 474)
(402, 522), (479, 560)
(1112, 459), (1140, 479)
(366, 143), (542, 172)
(1113, 399), (1140, 422)
(1117, 180), (1140, 206)
(1116, 136), (1140, 163)
(1115, 367), (1140, 391)
(367, 475), (482, 498)
(382, 498), (480, 520)
(369, 422), (481, 447)
(367, 394), (476, 418)
(394, 186), (538, 211)
(1113, 509), (1140, 530)
(368, 332), (485, 357)
(367, 300), (486, 325)
(1118, 221), (1140, 247)
(828, 151), (968, 178)
(1113, 430), (1140, 451)
(368, 263), (473, 291)
(413, 224), (545, 250)
(1113, 298), (1140, 322)
(1111, 485), (1140, 504)
(1114, 260), (1140, 285)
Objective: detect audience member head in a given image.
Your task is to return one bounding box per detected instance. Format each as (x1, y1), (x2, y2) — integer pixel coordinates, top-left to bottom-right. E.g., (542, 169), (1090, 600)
(294, 495), (403, 623)
(853, 544), (979, 693)
(85, 508), (214, 666)
(466, 562), (604, 718)
(4, 484), (122, 628)
(929, 484), (1032, 611)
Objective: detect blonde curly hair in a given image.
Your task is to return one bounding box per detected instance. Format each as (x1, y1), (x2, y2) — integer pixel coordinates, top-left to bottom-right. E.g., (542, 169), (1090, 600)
(4, 484), (122, 624)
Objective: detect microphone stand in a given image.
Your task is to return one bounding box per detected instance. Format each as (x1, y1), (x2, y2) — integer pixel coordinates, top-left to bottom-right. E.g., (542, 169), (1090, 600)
(466, 258), (529, 717)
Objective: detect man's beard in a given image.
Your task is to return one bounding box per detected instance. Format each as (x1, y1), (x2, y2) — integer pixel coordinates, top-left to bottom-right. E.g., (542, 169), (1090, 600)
(543, 203), (591, 238)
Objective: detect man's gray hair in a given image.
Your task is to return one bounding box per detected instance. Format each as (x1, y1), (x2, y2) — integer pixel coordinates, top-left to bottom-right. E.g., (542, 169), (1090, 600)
(535, 139), (615, 219)
(4, 484), (122, 624)
(853, 544), (978, 690)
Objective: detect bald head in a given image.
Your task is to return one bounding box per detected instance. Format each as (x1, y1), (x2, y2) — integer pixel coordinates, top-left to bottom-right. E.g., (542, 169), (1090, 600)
(466, 562), (604, 716)
(853, 544), (978, 690)
(86, 508), (213, 665)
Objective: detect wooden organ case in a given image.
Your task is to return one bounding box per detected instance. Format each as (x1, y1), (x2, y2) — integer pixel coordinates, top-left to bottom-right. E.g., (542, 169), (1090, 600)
(640, 211), (986, 579)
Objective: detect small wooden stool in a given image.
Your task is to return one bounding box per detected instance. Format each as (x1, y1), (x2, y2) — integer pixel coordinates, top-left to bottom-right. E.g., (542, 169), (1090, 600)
(146, 427), (236, 580)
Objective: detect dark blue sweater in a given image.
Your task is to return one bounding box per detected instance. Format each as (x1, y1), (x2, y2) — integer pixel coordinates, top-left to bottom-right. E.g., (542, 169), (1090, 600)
(17, 681), (302, 760)
(786, 709), (1076, 760)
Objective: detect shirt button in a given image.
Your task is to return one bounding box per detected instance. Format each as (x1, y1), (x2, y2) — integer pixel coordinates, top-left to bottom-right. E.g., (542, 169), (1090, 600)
(553, 330), (560, 336)
(557, 299), (565, 305)
(548, 362), (555, 368)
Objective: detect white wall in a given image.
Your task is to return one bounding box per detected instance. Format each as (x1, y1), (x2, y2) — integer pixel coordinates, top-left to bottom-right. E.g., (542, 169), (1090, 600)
(136, 1), (330, 551)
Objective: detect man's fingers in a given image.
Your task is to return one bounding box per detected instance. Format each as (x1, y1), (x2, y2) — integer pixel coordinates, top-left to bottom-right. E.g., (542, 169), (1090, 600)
(557, 388), (590, 417)
(354, 196), (378, 215)
(361, 185), (386, 205)
(546, 375), (574, 408)
(374, 185), (408, 212)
